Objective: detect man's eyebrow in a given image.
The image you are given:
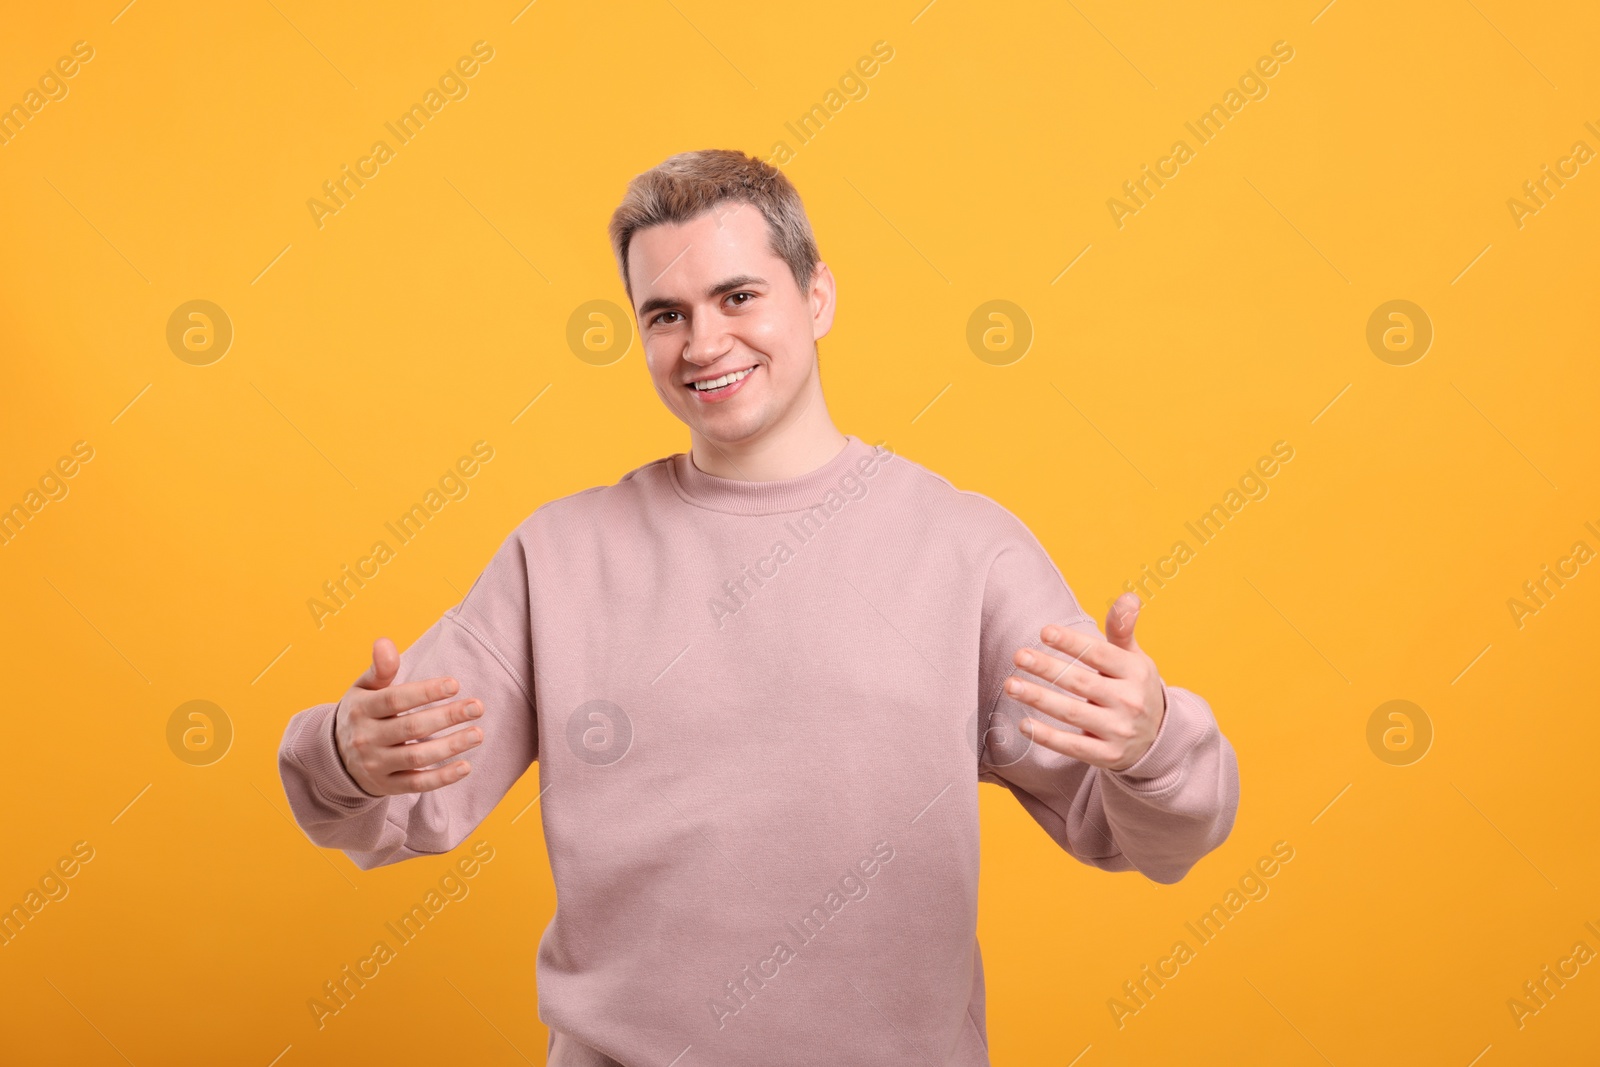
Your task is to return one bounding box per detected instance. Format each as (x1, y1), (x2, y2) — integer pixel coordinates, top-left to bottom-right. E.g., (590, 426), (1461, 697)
(637, 275), (768, 318)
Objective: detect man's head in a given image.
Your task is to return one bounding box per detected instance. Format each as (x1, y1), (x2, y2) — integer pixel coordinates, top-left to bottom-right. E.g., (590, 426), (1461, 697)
(608, 149), (836, 451)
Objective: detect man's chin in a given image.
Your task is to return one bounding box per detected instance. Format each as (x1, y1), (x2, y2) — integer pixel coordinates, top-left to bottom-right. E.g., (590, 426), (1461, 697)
(686, 411), (769, 451)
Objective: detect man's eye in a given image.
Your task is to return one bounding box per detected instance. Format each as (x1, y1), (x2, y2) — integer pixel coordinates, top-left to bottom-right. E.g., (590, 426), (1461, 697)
(728, 292), (753, 307)
(652, 311), (681, 326)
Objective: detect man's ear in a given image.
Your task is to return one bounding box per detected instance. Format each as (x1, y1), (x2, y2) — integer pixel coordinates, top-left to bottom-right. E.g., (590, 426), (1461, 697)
(811, 262), (837, 341)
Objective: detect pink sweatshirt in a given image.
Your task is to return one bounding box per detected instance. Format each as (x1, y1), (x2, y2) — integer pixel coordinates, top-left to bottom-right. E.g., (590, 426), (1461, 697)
(278, 434), (1239, 1065)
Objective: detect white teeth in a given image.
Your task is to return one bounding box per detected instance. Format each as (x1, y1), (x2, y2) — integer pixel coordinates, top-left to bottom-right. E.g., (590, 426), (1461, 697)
(691, 366), (755, 391)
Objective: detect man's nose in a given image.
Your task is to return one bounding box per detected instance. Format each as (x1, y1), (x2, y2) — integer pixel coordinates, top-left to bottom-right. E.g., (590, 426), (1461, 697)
(684, 311), (734, 365)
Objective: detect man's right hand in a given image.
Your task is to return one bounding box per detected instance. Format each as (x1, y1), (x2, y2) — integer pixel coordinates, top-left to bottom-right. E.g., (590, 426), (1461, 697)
(333, 637), (485, 796)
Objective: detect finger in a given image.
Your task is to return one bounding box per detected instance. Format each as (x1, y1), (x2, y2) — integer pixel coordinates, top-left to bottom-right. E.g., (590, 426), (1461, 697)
(1013, 647), (1112, 704)
(355, 637), (401, 690)
(1040, 620), (1135, 679)
(385, 760), (474, 795)
(1005, 675), (1121, 737)
(1104, 592), (1143, 654)
(373, 723), (484, 775)
(1017, 716), (1118, 767)
(373, 698), (484, 745)
(356, 675), (461, 720)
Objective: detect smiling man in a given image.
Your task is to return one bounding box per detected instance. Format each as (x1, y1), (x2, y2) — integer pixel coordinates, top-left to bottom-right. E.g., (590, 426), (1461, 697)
(278, 148), (1239, 1066)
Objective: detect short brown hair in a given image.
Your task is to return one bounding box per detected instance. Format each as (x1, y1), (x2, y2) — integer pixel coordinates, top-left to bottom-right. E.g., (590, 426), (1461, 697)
(607, 149), (821, 305)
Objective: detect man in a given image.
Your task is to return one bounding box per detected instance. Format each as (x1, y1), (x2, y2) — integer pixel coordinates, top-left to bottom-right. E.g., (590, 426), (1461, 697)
(278, 148), (1239, 1066)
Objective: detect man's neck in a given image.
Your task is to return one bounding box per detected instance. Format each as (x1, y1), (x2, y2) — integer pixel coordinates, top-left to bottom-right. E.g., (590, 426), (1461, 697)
(688, 419), (848, 483)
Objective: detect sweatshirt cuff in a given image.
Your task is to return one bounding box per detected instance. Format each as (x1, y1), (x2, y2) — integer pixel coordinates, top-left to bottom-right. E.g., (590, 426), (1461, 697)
(289, 701), (382, 808)
(1108, 684), (1208, 793)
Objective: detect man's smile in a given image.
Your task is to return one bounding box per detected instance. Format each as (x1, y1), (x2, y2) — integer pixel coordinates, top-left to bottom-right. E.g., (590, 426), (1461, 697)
(686, 363), (759, 400)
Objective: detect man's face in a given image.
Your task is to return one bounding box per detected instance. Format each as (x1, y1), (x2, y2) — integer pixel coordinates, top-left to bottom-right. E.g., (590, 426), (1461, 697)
(627, 202), (834, 449)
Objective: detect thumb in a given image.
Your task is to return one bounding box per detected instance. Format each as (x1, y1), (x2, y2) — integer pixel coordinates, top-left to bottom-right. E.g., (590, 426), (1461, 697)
(1105, 592), (1143, 653)
(355, 637), (400, 690)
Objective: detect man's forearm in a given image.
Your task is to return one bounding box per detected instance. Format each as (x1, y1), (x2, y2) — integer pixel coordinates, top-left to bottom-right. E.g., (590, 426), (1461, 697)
(1097, 685), (1240, 884)
(278, 701), (415, 866)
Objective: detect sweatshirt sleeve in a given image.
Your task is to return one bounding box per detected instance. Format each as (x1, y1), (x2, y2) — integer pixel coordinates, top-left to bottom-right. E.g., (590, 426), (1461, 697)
(974, 521), (1239, 885)
(277, 531), (539, 871)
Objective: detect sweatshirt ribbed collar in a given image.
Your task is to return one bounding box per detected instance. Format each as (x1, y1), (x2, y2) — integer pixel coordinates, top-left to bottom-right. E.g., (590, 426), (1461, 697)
(668, 434), (874, 516)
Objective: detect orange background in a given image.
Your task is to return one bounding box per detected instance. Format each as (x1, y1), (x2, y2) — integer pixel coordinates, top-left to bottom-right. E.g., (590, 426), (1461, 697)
(2, 1), (1597, 1063)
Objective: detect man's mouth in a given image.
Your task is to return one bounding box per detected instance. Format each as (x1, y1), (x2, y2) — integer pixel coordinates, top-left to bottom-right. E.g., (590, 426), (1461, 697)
(687, 364), (758, 396)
